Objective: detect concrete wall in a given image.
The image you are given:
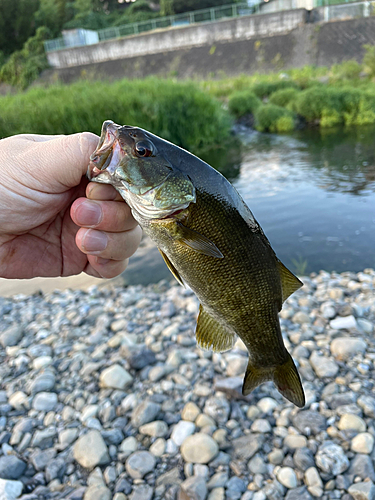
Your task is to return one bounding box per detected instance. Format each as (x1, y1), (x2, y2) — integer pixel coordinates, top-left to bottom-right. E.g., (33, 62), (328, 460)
(47, 9), (307, 68)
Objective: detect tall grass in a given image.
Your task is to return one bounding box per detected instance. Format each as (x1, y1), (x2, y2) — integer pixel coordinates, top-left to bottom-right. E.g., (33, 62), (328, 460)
(0, 78), (232, 155)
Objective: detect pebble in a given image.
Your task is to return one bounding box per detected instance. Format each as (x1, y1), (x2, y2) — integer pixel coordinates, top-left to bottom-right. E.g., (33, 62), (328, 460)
(351, 432), (374, 454)
(0, 270), (373, 499)
(171, 420), (196, 446)
(0, 326), (24, 348)
(0, 478), (23, 499)
(125, 451), (156, 479)
(338, 414), (366, 432)
(99, 364), (133, 390)
(330, 337), (367, 359)
(348, 481), (375, 500)
(0, 455), (26, 480)
(73, 430), (110, 468)
(181, 433), (219, 463)
(276, 467), (298, 489)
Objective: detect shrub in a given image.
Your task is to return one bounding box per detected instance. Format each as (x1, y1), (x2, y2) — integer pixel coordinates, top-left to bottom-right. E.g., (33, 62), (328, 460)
(0, 78), (232, 156)
(251, 80), (299, 99)
(291, 86), (344, 125)
(254, 104), (295, 133)
(269, 88), (300, 108)
(363, 44), (375, 77)
(330, 59), (362, 80)
(227, 90), (262, 118)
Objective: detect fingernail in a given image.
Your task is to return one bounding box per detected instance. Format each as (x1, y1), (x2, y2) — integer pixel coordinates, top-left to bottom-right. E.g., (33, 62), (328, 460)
(75, 200), (102, 226)
(82, 229), (108, 252)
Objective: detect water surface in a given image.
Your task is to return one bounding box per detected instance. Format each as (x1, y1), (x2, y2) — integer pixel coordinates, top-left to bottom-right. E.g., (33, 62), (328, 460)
(231, 126), (375, 274)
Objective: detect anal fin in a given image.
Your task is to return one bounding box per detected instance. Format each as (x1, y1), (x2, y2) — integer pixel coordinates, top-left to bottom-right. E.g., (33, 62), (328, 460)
(277, 260), (303, 302)
(242, 352), (305, 408)
(196, 305), (237, 353)
(159, 249), (184, 286)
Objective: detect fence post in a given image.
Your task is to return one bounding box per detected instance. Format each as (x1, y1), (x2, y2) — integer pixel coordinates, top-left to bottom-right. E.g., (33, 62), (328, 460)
(210, 7), (215, 21)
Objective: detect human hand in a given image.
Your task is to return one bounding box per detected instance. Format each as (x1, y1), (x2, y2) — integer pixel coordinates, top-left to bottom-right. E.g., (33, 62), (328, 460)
(0, 133), (142, 279)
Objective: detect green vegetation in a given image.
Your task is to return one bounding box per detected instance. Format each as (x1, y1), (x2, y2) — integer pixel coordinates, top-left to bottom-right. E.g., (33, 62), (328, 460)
(228, 90), (261, 118)
(254, 104), (295, 133)
(0, 78), (231, 156)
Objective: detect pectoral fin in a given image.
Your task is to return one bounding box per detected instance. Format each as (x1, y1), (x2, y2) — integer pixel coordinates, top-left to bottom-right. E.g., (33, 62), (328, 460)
(176, 223), (224, 259)
(196, 305), (237, 352)
(159, 250), (184, 286)
(277, 260), (303, 302)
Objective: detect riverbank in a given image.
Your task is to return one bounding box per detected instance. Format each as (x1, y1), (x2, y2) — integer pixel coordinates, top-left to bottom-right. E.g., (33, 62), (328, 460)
(0, 269), (373, 499)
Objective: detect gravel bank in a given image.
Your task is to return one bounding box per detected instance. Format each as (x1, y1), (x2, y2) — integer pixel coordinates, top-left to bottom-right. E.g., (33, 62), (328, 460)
(0, 269), (374, 500)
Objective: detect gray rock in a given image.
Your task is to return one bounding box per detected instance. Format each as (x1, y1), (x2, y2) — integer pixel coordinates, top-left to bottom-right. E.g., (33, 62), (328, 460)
(263, 480), (285, 500)
(29, 372), (55, 394)
(180, 476), (207, 500)
(0, 326), (24, 348)
(73, 430), (110, 469)
(315, 441), (349, 476)
(30, 449), (57, 471)
(130, 484), (154, 500)
(31, 428), (57, 449)
(32, 392), (57, 411)
(285, 486), (313, 500)
(358, 395), (375, 418)
(0, 455), (26, 480)
(121, 345), (156, 370)
(126, 451), (156, 479)
(348, 481), (375, 500)
(293, 448), (315, 471)
(99, 364), (133, 390)
(330, 315), (357, 330)
(131, 400), (160, 428)
(171, 421), (195, 446)
(349, 454), (375, 481)
(204, 397), (230, 424)
(156, 467), (182, 487)
(276, 467), (298, 489)
(139, 420), (168, 438)
(309, 352), (339, 378)
(83, 484), (111, 500)
(45, 457), (66, 482)
(292, 411), (326, 435)
(226, 476), (246, 493)
(232, 434), (265, 460)
(0, 478), (24, 499)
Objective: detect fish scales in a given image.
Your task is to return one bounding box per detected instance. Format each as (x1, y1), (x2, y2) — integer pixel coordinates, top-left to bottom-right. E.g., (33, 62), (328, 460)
(88, 120), (305, 407)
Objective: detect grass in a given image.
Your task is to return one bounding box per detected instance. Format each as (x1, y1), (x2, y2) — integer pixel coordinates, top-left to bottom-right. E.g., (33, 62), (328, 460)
(0, 78), (232, 156)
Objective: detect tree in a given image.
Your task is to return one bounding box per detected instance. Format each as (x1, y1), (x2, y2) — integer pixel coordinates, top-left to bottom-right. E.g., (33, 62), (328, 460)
(0, 0), (39, 56)
(172, 0), (229, 14)
(160, 0), (174, 16)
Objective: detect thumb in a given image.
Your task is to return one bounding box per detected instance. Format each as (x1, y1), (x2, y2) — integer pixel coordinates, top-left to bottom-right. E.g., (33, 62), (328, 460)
(36, 132), (99, 190)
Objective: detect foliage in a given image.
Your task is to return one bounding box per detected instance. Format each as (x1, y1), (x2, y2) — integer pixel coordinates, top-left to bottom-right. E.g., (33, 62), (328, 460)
(227, 90), (262, 118)
(0, 27), (50, 90)
(35, 0), (68, 37)
(330, 59), (362, 81)
(363, 44), (375, 77)
(251, 80), (299, 99)
(160, 0), (174, 16)
(254, 104), (295, 133)
(269, 88), (300, 108)
(0, 0), (39, 56)
(0, 78), (232, 156)
(113, 1), (159, 26)
(172, 0), (229, 14)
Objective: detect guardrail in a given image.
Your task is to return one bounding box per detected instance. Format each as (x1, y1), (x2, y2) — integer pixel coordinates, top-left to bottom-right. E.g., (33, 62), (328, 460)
(44, 2), (268, 52)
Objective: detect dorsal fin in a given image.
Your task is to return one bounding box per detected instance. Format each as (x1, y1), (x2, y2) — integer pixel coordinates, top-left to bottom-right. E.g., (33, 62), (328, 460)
(159, 249), (184, 286)
(196, 304), (237, 353)
(277, 260), (303, 302)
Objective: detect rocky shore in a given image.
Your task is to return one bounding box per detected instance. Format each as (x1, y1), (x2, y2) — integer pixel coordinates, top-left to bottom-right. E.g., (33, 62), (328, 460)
(0, 269), (374, 500)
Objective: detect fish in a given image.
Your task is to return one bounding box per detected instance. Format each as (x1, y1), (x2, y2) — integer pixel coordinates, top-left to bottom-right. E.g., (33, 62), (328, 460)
(87, 120), (305, 408)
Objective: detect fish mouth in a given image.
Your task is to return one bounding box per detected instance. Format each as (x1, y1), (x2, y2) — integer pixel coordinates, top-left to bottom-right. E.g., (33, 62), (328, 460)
(87, 121), (125, 182)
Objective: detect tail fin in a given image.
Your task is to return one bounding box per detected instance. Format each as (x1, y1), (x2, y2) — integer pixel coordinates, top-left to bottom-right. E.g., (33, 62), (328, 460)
(242, 352), (305, 408)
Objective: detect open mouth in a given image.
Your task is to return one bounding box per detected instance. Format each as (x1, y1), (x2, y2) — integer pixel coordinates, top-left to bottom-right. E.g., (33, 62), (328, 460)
(87, 122), (125, 181)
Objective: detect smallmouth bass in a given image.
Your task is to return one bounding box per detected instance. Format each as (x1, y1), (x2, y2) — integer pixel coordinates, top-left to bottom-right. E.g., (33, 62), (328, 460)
(88, 121), (305, 407)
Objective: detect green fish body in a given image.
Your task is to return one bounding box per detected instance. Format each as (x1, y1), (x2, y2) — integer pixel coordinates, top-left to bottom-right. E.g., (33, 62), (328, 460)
(88, 121), (305, 407)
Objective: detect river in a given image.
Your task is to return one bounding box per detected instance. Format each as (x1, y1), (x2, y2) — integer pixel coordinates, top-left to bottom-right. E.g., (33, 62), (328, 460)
(230, 125), (375, 275)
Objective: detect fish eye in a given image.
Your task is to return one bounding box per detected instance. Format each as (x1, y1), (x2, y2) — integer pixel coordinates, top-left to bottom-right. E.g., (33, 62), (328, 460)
(134, 141), (154, 158)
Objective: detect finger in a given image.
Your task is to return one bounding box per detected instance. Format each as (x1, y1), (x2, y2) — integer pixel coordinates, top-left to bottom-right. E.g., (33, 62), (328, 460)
(84, 256), (129, 279)
(86, 183), (123, 202)
(27, 132), (99, 191)
(71, 198), (138, 232)
(76, 225), (142, 260)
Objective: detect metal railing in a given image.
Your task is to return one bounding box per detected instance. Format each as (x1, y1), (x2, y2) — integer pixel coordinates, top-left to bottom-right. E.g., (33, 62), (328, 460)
(45, 2), (268, 52)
